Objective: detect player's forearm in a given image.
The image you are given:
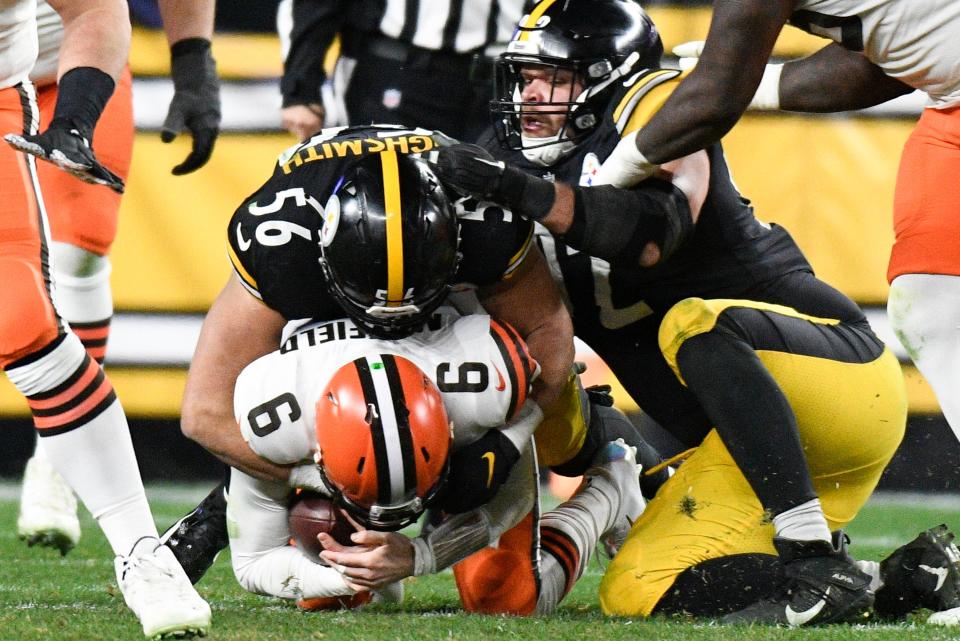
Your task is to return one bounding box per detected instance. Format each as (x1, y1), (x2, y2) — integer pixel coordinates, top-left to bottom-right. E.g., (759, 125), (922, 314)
(49, 0), (129, 81)
(181, 409), (289, 481)
(777, 44), (913, 112)
(157, 0), (215, 45)
(229, 470), (354, 598)
(635, 0), (792, 163)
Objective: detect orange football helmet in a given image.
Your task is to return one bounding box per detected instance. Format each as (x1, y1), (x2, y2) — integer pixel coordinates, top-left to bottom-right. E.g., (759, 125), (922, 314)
(315, 354), (452, 530)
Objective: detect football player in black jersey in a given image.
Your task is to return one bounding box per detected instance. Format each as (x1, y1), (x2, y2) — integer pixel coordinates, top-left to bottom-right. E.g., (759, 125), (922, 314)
(431, 0), (959, 626)
(162, 124), (668, 608)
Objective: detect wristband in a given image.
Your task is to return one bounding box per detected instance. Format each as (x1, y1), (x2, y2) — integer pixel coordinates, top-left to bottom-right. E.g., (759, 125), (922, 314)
(497, 166), (556, 221)
(592, 130), (659, 188)
(749, 63), (783, 111)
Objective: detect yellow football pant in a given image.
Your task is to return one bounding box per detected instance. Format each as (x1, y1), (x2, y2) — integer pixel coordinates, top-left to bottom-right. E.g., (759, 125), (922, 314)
(600, 297), (907, 616)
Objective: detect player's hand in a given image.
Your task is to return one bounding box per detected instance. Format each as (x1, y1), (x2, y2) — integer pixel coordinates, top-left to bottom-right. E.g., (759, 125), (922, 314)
(592, 130), (659, 187)
(319, 530), (415, 590)
(161, 39), (221, 175)
(434, 143), (507, 200)
(435, 143), (556, 220)
(672, 40), (705, 71)
(5, 124), (124, 193)
(281, 103), (324, 142)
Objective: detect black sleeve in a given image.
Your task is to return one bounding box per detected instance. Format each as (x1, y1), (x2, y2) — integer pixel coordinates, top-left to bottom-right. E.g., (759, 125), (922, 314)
(280, 0), (345, 108)
(564, 181), (694, 267)
(226, 178), (331, 319)
(437, 430), (521, 514)
(454, 198), (535, 287)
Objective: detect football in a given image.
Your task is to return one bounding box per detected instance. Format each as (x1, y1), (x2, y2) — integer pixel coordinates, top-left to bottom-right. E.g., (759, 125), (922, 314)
(288, 491), (358, 561)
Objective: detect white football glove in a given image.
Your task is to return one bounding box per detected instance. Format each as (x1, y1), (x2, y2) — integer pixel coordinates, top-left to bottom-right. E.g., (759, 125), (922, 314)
(592, 130), (660, 188)
(671, 40), (782, 110)
(672, 40), (705, 71)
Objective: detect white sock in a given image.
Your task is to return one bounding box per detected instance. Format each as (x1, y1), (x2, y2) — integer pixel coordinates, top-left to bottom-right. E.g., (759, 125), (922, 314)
(856, 559), (883, 592)
(7, 333), (157, 555)
(773, 498), (831, 542)
(888, 274), (960, 439)
(49, 242), (113, 323)
(536, 474), (621, 614)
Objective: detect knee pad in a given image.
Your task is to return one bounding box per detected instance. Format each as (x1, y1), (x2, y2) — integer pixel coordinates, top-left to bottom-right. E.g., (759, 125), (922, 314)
(0, 258), (59, 366)
(453, 547), (538, 615)
(50, 242), (112, 322)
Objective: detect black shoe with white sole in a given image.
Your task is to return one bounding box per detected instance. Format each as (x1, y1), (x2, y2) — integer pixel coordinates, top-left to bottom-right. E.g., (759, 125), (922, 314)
(160, 482), (229, 585)
(874, 524), (960, 619)
(722, 532), (874, 626)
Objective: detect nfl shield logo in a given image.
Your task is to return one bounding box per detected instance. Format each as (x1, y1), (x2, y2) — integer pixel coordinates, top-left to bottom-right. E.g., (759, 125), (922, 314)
(382, 88), (402, 110)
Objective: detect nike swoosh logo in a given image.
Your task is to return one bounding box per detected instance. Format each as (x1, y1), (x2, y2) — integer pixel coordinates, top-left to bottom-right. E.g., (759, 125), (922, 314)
(785, 587), (829, 626)
(492, 363), (506, 392)
(236, 223), (252, 251)
(921, 564), (949, 592)
(482, 452), (496, 488)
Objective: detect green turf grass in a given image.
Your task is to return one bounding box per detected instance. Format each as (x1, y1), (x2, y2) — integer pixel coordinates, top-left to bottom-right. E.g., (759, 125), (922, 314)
(2, 484), (959, 641)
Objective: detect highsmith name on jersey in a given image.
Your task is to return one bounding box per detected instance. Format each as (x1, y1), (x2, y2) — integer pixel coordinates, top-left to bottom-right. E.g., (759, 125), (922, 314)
(235, 311), (538, 466)
(227, 124), (534, 321)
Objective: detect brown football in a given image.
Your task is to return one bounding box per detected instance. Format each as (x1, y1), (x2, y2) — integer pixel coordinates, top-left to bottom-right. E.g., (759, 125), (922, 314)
(288, 491), (357, 561)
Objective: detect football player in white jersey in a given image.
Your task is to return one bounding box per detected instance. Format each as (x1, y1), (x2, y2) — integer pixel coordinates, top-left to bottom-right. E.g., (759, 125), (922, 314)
(0, 0), (218, 637)
(593, 5), (960, 576)
(226, 309), (645, 613)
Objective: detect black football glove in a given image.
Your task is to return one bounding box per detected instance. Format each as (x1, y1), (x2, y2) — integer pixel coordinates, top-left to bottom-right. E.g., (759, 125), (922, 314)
(435, 143), (555, 220)
(162, 38), (221, 175)
(437, 429), (521, 514)
(5, 124), (124, 193)
(586, 384), (615, 407)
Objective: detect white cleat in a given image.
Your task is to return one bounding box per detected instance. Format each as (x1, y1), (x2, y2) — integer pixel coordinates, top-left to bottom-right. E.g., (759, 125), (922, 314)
(929, 607), (960, 626)
(587, 438), (646, 559)
(17, 454), (81, 555)
(116, 537), (212, 639)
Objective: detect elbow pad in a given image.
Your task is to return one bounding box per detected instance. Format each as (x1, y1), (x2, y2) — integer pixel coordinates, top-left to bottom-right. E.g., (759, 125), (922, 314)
(565, 181), (693, 266)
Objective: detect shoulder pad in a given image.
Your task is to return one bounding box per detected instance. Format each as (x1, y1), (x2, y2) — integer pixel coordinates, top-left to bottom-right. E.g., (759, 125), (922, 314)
(612, 68), (685, 137)
(454, 197), (534, 287)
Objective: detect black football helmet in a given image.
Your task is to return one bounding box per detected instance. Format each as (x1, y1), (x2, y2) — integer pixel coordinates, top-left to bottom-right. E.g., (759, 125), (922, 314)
(319, 151), (461, 338)
(491, 0), (663, 164)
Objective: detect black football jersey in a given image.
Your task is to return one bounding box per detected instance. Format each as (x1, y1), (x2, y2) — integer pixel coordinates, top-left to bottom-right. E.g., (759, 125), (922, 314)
(227, 125), (533, 321)
(482, 68), (812, 332)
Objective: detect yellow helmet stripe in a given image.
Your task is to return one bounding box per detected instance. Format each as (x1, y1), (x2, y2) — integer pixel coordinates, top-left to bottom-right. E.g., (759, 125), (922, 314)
(380, 150), (404, 306)
(516, 0), (559, 41)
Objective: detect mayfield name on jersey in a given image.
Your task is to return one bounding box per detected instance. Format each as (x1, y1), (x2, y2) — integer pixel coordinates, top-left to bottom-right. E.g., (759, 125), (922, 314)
(235, 309), (539, 466)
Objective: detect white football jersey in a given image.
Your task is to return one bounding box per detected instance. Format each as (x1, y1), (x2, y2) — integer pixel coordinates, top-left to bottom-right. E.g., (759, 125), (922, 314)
(0, 0), (38, 88)
(792, 0), (960, 107)
(235, 310), (538, 465)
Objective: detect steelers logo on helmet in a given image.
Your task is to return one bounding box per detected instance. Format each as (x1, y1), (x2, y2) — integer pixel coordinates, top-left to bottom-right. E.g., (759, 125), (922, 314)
(492, 0), (663, 166)
(320, 193), (341, 248)
(314, 354), (452, 530)
(319, 150), (461, 339)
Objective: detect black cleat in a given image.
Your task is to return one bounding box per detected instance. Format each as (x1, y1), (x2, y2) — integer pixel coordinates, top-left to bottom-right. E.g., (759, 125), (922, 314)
(874, 524), (960, 619)
(722, 532), (874, 626)
(160, 482), (229, 584)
